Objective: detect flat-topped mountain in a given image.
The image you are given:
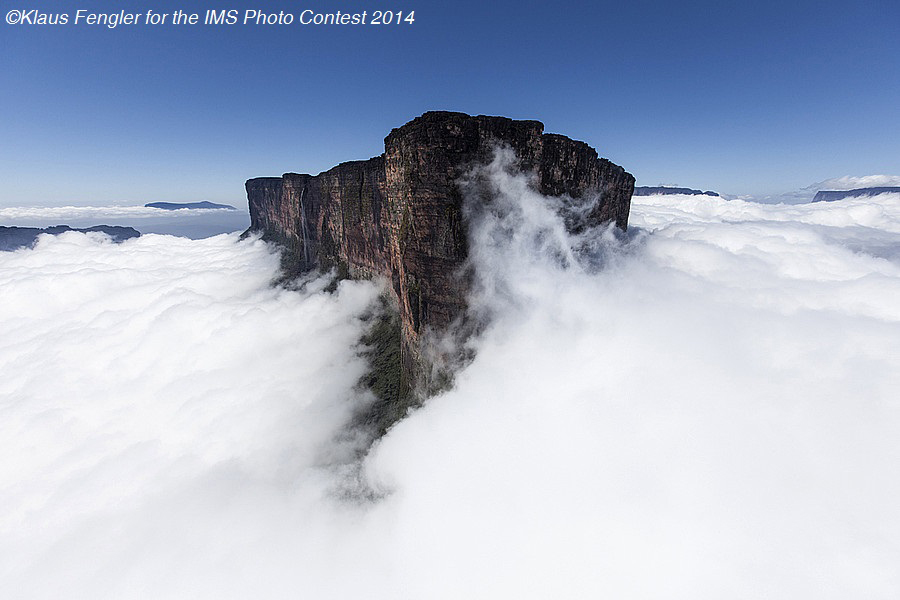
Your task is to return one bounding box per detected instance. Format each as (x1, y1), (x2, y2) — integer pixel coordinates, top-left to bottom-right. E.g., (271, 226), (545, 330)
(634, 186), (719, 197)
(246, 111), (634, 433)
(812, 187), (900, 202)
(0, 225), (140, 251)
(146, 201), (237, 210)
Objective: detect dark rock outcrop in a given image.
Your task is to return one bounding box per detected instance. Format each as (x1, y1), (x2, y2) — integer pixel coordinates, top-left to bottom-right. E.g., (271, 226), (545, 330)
(0, 225), (140, 251)
(246, 111), (634, 431)
(633, 186), (719, 197)
(812, 187), (900, 202)
(146, 201), (237, 210)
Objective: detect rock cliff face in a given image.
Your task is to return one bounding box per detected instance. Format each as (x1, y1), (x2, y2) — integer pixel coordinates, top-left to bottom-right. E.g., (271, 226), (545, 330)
(246, 111), (634, 429)
(813, 187), (900, 202)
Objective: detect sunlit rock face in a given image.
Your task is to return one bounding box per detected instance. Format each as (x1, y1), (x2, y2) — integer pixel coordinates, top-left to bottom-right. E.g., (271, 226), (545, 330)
(246, 111), (634, 422)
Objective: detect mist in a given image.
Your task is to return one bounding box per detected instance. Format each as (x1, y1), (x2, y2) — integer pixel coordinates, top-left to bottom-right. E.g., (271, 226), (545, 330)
(2, 168), (899, 597)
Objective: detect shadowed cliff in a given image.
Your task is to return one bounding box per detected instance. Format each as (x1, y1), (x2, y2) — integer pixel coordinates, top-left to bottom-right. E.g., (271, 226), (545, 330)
(246, 111), (634, 435)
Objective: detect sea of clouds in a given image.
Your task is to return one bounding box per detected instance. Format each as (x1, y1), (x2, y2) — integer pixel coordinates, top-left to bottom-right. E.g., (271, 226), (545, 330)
(0, 205), (250, 239)
(2, 166), (899, 598)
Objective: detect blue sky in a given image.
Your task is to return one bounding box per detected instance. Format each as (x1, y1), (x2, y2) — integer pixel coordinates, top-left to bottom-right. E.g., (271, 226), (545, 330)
(1, 0), (898, 204)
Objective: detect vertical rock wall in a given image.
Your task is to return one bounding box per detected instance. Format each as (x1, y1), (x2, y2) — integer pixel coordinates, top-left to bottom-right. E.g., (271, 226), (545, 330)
(246, 111), (635, 417)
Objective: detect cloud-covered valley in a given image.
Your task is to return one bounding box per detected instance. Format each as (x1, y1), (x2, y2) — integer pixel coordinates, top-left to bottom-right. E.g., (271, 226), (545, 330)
(2, 181), (899, 598)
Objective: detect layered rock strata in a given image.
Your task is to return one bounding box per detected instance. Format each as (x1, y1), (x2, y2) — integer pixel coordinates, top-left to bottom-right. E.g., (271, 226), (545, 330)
(246, 111), (634, 429)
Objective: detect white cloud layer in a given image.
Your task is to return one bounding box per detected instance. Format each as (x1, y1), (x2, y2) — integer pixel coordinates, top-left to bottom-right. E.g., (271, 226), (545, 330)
(0, 232), (381, 598)
(0, 205), (250, 239)
(2, 175), (900, 598)
(744, 174), (900, 204)
(0, 205), (236, 221)
(809, 174), (900, 191)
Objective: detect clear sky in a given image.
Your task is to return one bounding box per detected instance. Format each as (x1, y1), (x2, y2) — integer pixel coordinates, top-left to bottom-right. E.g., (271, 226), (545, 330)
(2, 0), (898, 205)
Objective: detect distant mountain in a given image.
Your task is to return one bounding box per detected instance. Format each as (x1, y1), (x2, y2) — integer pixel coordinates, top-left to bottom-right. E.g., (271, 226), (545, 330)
(812, 187), (900, 202)
(633, 186), (719, 197)
(145, 201), (237, 210)
(0, 225), (140, 251)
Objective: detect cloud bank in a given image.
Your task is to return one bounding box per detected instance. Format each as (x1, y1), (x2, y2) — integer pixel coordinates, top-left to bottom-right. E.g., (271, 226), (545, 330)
(2, 177), (899, 598)
(0, 205), (237, 221)
(809, 174), (900, 191)
(742, 174), (900, 205)
(0, 205), (250, 239)
(0, 232), (382, 597)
